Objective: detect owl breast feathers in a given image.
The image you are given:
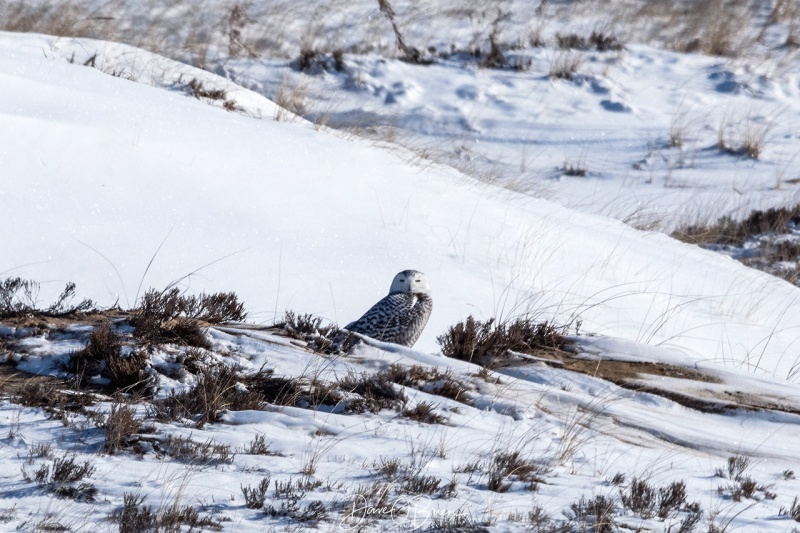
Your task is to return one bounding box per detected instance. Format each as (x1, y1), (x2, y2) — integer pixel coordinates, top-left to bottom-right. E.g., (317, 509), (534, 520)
(344, 270), (433, 347)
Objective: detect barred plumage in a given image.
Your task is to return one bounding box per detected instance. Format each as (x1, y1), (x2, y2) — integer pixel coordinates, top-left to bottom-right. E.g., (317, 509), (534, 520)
(344, 270), (432, 347)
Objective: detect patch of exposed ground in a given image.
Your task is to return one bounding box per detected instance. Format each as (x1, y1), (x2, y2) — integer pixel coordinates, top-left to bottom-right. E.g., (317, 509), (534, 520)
(0, 362), (64, 398)
(526, 349), (800, 416)
(0, 310), (128, 329)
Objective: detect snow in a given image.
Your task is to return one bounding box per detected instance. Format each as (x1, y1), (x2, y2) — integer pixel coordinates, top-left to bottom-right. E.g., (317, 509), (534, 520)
(1, 7), (800, 530)
(4, 33), (800, 380)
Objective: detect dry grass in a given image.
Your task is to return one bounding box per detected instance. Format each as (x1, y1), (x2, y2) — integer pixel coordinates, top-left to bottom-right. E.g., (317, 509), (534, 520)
(673, 203), (800, 287)
(131, 288), (245, 348)
(556, 31), (624, 51)
(338, 370), (407, 414)
(437, 316), (570, 368)
(273, 72), (310, 122)
(21, 452), (97, 502)
(0, 278), (94, 319)
(0, 0), (779, 76)
(384, 363), (472, 404)
(273, 310), (353, 354)
(739, 116), (773, 159)
(150, 362), (264, 428)
(111, 492), (223, 533)
(565, 494), (617, 533)
(102, 402), (151, 455)
(15, 381), (96, 419)
(562, 157), (587, 177)
(156, 434), (234, 465)
(673, 204), (800, 246)
(401, 401), (447, 424)
(241, 477), (271, 509)
(549, 50), (583, 80)
(625, 0), (759, 57)
(718, 110), (773, 159)
(669, 102), (690, 148)
(68, 322), (150, 393)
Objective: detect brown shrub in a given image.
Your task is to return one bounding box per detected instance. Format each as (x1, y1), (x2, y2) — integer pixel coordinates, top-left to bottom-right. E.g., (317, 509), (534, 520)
(338, 371), (406, 413)
(16, 382), (95, 415)
(384, 363), (470, 404)
(131, 288), (246, 348)
(401, 401), (447, 424)
(673, 205), (800, 246)
(0, 278), (94, 319)
(111, 492), (223, 532)
(69, 322), (150, 393)
(438, 316), (569, 367)
(150, 363), (263, 428)
(103, 402), (149, 455)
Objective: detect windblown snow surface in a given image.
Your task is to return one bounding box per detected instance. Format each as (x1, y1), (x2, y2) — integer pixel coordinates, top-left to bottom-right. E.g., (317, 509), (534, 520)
(2, 28), (800, 532)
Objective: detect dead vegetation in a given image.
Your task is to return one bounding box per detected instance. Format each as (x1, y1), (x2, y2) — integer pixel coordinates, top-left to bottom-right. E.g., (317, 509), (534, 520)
(565, 494), (617, 533)
(556, 31), (624, 51)
(437, 316), (570, 368)
(0, 0), (786, 66)
(487, 450), (548, 493)
(272, 310), (355, 354)
(384, 363), (472, 404)
(102, 402), (149, 455)
(150, 362), (264, 428)
(111, 492), (223, 533)
(338, 370), (407, 414)
(376, 0), (430, 64)
(619, 477), (700, 521)
(131, 288), (246, 348)
(674, 204), (800, 246)
(241, 477), (271, 509)
(401, 401), (447, 424)
(21, 453), (97, 502)
(549, 50), (583, 80)
(0, 278), (95, 320)
(68, 322), (150, 393)
(155, 434), (234, 465)
(15, 381), (96, 418)
(674, 204), (800, 286)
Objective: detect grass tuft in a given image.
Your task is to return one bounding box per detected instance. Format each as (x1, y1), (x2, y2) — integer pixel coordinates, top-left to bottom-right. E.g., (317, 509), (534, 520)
(103, 402), (148, 455)
(549, 50), (583, 80)
(0, 278), (94, 319)
(150, 362), (263, 428)
(566, 494), (617, 533)
(112, 492), (223, 532)
(69, 322), (150, 392)
(401, 401), (447, 424)
(338, 370), (407, 413)
(241, 477), (271, 509)
(438, 316), (569, 367)
(131, 288), (246, 348)
(22, 453), (97, 502)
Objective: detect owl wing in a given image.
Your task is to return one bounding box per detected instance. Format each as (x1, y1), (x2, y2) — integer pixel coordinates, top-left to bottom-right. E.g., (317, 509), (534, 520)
(345, 293), (431, 346)
(345, 293), (407, 341)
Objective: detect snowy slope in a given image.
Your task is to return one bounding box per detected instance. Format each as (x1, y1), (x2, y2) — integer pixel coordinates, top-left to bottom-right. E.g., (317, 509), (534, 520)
(4, 27), (800, 533)
(222, 44), (800, 230)
(3, 33), (800, 381)
(3, 320), (800, 532)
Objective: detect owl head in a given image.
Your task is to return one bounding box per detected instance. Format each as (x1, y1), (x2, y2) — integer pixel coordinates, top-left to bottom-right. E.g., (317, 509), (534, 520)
(389, 270), (431, 294)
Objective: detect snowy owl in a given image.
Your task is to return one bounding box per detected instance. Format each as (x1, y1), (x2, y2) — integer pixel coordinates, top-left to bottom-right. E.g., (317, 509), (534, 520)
(344, 270), (432, 347)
